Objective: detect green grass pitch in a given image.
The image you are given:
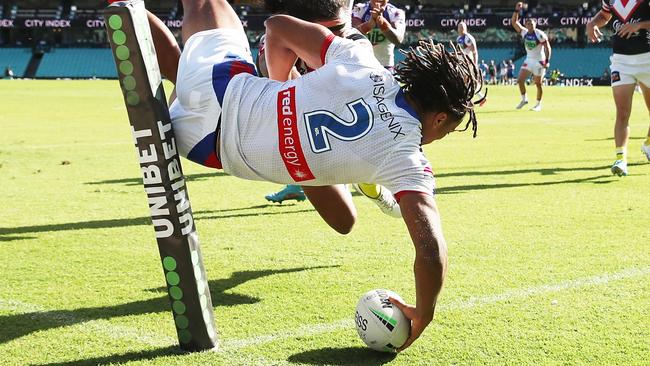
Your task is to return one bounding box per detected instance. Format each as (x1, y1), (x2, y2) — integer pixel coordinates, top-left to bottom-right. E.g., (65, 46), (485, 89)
(0, 80), (648, 365)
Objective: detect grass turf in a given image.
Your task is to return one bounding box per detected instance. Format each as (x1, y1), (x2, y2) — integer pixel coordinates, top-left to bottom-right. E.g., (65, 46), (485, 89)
(0, 81), (649, 365)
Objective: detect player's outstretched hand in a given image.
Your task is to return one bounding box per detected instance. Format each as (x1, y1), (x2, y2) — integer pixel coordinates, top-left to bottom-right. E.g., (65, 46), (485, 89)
(617, 22), (642, 39)
(587, 22), (603, 42)
(515, 2), (524, 11)
(389, 296), (434, 352)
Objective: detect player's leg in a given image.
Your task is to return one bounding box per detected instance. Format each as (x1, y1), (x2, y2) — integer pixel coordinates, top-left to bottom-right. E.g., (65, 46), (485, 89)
(640, 82), (650, 161)
(302, 185), (357, 234)
(352, 183), (401, 218)
(516, 68), (531, 109)
(147, 11), (180, 84)
(531, 73), (543, 111)
(180, 0), (243, 43)
(611, 83), (636, 176)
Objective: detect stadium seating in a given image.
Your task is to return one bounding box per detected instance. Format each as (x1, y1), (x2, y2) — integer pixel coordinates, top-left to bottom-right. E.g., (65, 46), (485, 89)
(513, 47), (611, 78)
(36, 48), (117, 78)
(0, 48), (32, 77)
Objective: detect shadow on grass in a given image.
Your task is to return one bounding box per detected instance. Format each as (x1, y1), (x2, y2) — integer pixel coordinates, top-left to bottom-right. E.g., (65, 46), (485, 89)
(0, 265), (338, 346)
(585, 136), (646, 142)
(0, 205), (313, 240)
(37, 346), (183, 366)
(85, 171), (229, 186)
(287, 347), (397, 365)
(436, 162), (646, 179)
(437, 174), (615, 194)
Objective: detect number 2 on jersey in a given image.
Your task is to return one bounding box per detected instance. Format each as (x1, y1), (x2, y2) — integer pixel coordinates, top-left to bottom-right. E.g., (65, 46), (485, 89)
(304, 99), (374, 153)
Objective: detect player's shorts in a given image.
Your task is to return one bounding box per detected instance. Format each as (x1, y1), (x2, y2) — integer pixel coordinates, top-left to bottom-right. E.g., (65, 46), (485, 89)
(521, 58), (547, 77)
(610, 52), (650, 87)
(170, 28), (256, 169)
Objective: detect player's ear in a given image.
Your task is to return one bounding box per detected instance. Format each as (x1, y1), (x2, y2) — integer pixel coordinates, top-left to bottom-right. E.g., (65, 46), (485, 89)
(433, 112), (449, 126)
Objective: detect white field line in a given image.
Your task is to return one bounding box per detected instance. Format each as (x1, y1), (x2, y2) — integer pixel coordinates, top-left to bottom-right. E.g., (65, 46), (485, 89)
(0, 141), (129, 151)
(1, 266), (648, 353)
(219, 265), (650, 351)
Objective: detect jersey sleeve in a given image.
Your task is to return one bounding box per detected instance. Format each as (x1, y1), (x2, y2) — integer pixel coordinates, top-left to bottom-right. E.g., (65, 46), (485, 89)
(601, 0), (611, 12)
(390, 8), (406, 36)
(352, 3), (367, 20)
(466, 34), (475, 46)
(375, 141), (436, 200)
(322, 35), (379, 67)
(538, 30), (549, 43)
(520, 29), (528, 38)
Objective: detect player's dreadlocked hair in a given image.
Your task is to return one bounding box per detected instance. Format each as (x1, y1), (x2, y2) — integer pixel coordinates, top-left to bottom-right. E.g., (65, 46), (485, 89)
(395, 40), (484, 137)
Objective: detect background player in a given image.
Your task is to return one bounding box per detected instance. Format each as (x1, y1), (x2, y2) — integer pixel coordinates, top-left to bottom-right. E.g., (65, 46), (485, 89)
(456, 21), (487, 104)
(352, 0), (406, 70)
(511, 2), (552, 112)
(587, 0), (650, 176)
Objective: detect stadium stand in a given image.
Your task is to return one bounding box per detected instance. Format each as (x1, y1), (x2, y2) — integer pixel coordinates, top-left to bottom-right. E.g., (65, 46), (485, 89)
(0, 48), (32, 77)
(36, 48), (116, 78)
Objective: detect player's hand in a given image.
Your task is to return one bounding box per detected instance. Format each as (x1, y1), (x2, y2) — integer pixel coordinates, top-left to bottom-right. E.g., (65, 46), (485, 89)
(389, 296), (434, 352)
(587, 23), (603, 43)
(376, 15), (390, 32)
(370, 8), (382, 21)
(515, 2), (524, 11)
(617, 22), (642, 39)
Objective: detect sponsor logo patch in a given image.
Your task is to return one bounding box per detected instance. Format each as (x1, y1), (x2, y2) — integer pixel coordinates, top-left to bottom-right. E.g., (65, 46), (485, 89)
(611, 71), (621, 83)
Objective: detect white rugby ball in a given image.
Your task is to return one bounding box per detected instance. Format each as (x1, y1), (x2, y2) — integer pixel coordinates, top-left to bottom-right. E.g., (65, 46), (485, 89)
(355, 289), (410, 352)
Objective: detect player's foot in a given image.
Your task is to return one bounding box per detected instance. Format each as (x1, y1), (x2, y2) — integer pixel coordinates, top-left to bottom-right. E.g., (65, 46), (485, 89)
(610, 160), (628, 177)
(516, 100), (528, 109)
(352, 183), (401, 218)
(530, 103), (542, 112)
(642, 143), (650, 161)
(265, 185), (306, 203)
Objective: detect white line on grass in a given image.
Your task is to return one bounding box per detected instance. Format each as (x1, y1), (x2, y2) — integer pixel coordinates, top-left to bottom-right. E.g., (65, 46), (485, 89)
(219, 265), (650, 351)
(1, 266), (648, 354)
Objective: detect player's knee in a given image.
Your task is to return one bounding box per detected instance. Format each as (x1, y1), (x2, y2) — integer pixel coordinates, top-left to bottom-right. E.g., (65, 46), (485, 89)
(333, 212), (357, 235)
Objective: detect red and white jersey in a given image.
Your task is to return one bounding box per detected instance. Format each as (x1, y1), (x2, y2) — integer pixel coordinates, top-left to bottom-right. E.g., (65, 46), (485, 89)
(220, 36), (434, 197)
(602, 0), (650, 55)
(520, 29), (548, 61)
(352, 2), (406, 67)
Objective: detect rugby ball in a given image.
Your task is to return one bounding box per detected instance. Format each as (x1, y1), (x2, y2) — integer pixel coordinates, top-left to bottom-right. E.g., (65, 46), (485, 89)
(355, 289), (410, 352)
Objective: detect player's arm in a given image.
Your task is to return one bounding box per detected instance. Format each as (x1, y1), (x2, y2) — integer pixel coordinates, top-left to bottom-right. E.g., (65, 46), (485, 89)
(264, 15), (332, 81)
(618, 20), (650, 39)
(511, 2), (525, 33)
(389, 192), (448, 351)
(147, 10), (180, 84)
(377, 11), (405, 45)
(587, 9), (611, 43)
(302, 185), (357, 235)
(352, 5), (376, 34)
(542, 39), (552, 68)
(468, 43), (479, 65)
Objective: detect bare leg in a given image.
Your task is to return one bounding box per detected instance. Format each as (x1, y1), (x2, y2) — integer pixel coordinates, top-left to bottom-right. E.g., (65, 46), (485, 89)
(147, 11), (180, 84)
(517, 69), (530, 97)
(181, 0), (243, 43)
(640, 83), (650, 137)
(612, 84), (636, 152)
(534, 75), (543, 101)
(302, 185), (357, 235)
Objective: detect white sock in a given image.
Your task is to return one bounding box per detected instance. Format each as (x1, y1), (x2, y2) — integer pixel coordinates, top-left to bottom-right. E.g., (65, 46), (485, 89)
(521, 94), (528, 102)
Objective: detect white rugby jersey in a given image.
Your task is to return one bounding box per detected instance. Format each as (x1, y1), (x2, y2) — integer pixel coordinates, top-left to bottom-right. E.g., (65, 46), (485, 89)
(457, 33), (477, 60)
(220, 36), (434, 197)
(352, 2), (406, 67)
(520, 29), (548, 61)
